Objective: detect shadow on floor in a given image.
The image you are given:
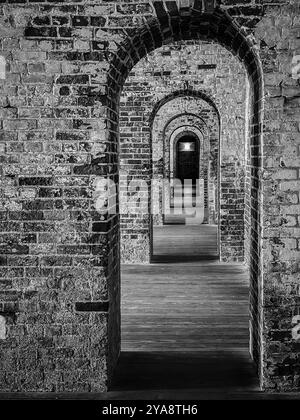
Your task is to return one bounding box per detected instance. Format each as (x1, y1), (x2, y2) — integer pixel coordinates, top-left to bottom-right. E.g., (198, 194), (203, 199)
(151, 254), (219, 263)
(111, 351), (259, 392)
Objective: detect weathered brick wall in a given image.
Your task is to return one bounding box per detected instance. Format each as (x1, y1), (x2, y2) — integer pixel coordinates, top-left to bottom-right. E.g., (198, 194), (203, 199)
(0, 0), (121, 392)
(120, 40), (246, 263)
(0, 0), (298, 393)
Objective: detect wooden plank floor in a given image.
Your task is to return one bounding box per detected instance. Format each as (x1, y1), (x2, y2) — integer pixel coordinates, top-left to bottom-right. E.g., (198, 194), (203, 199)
(112, 224), (261, 396)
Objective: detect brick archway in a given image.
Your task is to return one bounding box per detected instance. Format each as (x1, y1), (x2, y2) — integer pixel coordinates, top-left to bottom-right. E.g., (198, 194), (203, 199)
(149, 89), (221, 128)
(170, 128), (208, 220)
(163, 122), (209, 225)
(120, 90), (221, 263)
(170, 128), (203, 180)
(108, 5), (264, 389)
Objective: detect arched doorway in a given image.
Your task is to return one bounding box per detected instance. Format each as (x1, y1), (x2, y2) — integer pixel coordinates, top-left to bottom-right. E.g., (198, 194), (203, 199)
(108, 4), (264, 391)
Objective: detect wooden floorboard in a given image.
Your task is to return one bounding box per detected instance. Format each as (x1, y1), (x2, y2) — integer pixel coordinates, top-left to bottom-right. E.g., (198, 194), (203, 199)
(113, 224), (262, 396)
(121, 225), (248, 353)
(151, 224), (219, 262)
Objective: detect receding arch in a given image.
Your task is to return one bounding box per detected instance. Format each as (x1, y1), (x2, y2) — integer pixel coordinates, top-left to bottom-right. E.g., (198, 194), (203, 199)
(174, 130), (201, 184)
(108, 8), (263, 96)
(151, 106), (213, 228)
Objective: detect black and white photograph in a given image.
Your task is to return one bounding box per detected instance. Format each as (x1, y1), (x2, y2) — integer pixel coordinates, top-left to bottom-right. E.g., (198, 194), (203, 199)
(0, 0), (299, 407)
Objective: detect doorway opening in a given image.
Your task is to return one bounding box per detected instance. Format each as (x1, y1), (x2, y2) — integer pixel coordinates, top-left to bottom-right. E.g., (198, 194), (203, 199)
(149, 92), (221, 264)
(176, 135), (199, 185)
(108, 5), (263, 394)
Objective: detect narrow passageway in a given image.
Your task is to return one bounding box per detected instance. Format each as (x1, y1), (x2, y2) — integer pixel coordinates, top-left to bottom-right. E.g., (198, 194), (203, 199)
(112, 225), (259, 397)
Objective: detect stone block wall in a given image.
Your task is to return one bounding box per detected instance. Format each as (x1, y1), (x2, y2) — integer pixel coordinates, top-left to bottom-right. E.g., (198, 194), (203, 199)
(0, 0), (298, 393)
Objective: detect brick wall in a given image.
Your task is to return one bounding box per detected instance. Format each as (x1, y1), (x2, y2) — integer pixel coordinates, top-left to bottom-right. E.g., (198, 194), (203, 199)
(0, 0), (298, 393)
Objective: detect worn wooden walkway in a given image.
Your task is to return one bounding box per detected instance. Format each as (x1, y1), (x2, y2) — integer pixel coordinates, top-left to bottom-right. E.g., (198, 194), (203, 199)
(151, 224), (219, 262)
